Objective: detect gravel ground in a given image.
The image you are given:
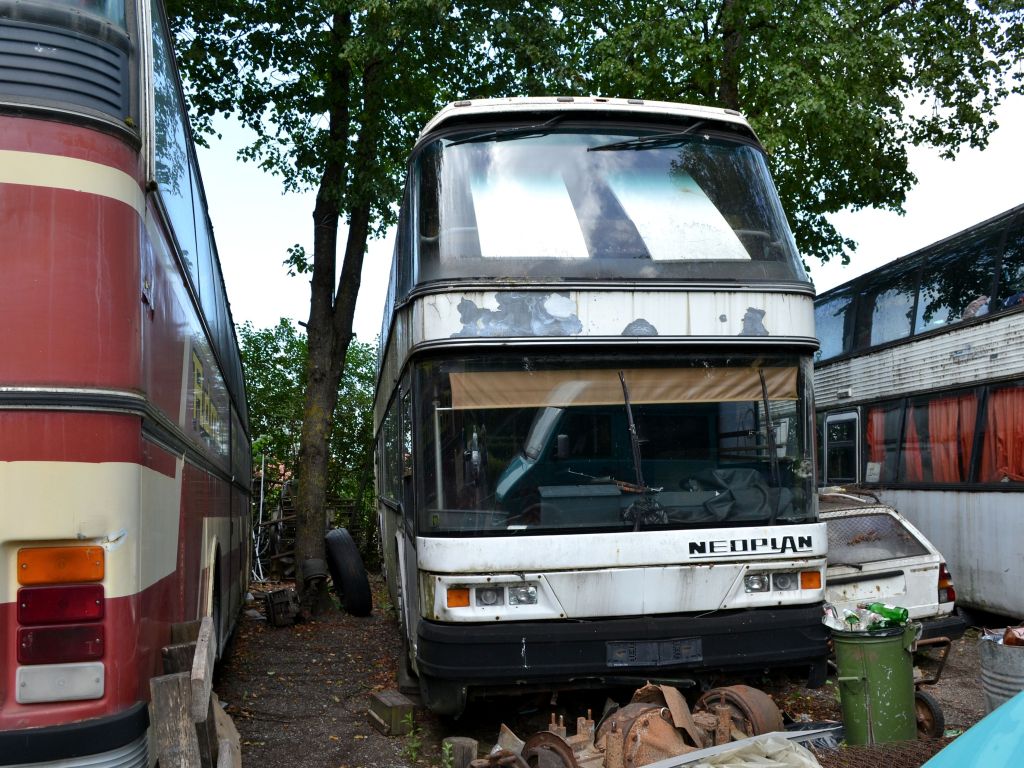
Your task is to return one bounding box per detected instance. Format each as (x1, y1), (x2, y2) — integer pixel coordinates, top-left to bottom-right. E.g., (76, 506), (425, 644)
(215, 585), (997, 768)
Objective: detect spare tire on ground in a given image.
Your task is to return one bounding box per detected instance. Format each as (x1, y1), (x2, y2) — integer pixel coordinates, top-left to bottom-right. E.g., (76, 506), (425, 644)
(324, 528), (373, 616)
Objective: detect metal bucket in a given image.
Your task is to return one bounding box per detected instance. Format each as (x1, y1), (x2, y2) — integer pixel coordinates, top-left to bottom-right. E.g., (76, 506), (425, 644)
(979, 634), (1024, 713)
(833, 623), (918, 744)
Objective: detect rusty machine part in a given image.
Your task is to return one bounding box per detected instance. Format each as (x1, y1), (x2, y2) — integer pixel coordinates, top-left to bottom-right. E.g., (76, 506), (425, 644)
(693, 685), (784, 743)
(594, 703), (694, 768)
(471, 750), (532, 768)
(521, 732), (582, 768)
(628, 683), (706, 748)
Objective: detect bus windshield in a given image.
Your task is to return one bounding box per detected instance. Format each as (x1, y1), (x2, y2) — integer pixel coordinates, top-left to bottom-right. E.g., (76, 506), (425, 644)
(414, 353), (815, 535)
(18, 1), (126, 27)
(414, 128), (807, 285)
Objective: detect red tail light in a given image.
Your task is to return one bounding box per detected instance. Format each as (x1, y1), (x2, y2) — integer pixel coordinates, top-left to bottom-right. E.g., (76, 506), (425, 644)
(938, 562), (956, 604)
(18, 625), (105, 664)
(18, 585), (104, 625)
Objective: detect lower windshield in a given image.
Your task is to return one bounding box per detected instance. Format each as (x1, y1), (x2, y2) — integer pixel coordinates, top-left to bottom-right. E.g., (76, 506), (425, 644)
(414, 353), (815, 536)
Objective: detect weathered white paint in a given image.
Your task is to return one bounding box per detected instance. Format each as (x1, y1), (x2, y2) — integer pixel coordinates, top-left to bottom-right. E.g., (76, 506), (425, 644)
(816, 310), (1024, 409)
(417, 522), (825, 573)
(876, 489), (1024, 616)
(421, 97), (756, 140)
(1, 460), (182, 602)
(425, 558), (825, 622)
(416, 290), (814, 342)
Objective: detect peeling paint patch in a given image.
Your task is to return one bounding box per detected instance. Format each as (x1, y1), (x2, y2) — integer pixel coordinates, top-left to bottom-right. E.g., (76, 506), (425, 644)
(740, 307), (769, 336)
(452, 292), (583, 337)
(621, 318), (659, 336)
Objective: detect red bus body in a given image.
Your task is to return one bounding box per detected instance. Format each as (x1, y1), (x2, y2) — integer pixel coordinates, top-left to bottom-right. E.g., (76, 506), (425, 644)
(0, 2), (250, 765)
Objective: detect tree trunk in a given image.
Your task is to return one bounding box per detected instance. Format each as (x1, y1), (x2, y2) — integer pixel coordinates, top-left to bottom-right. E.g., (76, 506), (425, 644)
(293, 9), (385, 613)
(719, 0), (744, 110)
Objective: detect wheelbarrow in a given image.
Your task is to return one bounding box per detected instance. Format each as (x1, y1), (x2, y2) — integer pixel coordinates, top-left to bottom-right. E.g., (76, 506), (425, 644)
(913, 635), (952, 739)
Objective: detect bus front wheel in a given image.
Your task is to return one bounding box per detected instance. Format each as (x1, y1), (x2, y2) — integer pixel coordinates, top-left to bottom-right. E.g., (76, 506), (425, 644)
(419, 674), (467, 718)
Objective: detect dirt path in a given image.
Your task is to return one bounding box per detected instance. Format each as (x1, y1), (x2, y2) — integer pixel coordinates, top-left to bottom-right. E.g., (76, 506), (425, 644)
(216, 581), (989, 768)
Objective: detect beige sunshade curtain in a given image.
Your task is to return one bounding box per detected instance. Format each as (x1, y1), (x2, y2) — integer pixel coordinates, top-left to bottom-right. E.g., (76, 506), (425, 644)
(449, 368), (798, 410)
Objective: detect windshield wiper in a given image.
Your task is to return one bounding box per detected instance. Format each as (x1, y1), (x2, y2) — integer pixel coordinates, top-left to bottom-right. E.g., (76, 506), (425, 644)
(758, 368), (783, 525)
(446, 116), (566, 147)
(617, 371), (666, 531)
(587, 121), (707, 152)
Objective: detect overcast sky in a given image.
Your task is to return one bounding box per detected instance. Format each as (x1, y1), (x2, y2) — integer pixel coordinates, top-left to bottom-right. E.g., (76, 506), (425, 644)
(198, 94), (1024, 343)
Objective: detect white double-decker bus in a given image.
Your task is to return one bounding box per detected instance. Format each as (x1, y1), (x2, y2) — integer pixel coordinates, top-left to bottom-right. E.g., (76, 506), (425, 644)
(815, 204), (1024, 618)
(374, 97), (828, 715)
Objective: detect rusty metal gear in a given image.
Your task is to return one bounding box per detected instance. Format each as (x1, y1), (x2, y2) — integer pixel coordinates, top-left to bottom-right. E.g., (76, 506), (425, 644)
(694, 684), (784, 739)
(521, 731), (581, 768)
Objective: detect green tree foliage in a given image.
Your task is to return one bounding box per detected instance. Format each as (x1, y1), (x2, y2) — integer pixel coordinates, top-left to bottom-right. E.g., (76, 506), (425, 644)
(167, 0), (561, 607)
(239, 319), (378, 560)
(558, 1), (1024, 262)
(168, 0), (1021, 605)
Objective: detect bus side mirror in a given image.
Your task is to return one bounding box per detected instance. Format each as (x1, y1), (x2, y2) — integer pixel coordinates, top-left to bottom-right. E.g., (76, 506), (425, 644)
(555, 434), (569, 460)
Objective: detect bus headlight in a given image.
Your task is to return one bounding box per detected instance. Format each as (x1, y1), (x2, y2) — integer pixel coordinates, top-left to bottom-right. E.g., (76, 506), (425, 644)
(772, 572), (799, 591)
(508, 585), (538, 605)
(744, 573), (770, 592)
(475, 587), (504, 606)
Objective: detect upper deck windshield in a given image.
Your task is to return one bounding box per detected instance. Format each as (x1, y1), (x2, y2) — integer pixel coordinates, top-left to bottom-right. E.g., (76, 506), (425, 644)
(413, 125), (807, 285)
(9, 1), (126, 27)
(414, 353), (816, 536)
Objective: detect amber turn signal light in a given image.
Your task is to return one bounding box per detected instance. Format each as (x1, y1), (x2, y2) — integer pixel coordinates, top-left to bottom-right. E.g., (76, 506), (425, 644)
(446, 587), (470, 608)
(799, 571), (822, 590)
(18, 546), (105, 586)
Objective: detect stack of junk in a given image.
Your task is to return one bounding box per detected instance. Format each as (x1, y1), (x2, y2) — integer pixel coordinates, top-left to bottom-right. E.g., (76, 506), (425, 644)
(474, 683), (827, 768)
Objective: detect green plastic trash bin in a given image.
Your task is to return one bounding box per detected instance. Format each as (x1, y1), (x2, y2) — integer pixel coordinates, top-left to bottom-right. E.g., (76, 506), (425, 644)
(833, 623), (918, 745)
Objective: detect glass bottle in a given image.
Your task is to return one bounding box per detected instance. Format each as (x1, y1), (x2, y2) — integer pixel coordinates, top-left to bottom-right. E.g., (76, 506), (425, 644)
(861, 602), (909, 623)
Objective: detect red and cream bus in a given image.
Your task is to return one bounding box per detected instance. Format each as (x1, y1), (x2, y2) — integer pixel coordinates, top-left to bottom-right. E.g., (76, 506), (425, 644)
(0, 1), (251, 765)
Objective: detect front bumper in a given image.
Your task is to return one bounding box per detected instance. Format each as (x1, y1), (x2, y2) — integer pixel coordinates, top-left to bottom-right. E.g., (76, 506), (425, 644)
(417, 603), (829, 685)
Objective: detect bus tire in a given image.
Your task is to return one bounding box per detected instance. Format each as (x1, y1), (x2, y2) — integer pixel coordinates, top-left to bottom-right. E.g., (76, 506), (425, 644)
(397, 633), (419, 694)
(324, 528), (373, 617)
(419, 673), (467, 718)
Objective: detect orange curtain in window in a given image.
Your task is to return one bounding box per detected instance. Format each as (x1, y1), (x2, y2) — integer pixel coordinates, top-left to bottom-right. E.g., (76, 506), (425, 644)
(980, 388), (1024, 482)
(866, 407), (886, 464)
(901, 407), (923, 482)
(928, 394), (977, 482)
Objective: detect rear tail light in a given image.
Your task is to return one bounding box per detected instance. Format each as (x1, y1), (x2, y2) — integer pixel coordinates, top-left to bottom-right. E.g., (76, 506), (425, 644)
(938, 562), (956, 604)
(15, 546), (106, 671)
(18, 585), (104, 625)
(18, 625), (105, 664)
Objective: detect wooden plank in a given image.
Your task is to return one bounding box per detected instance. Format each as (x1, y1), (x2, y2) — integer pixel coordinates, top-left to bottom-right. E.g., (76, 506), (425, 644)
(171, 619), (202, 644)
(212, 693), (242, 768)
(195, 696), (219, 768)
(163, 641), (198, 674)
(150, 672), (200, 768)
(190, 616), (216, 723)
